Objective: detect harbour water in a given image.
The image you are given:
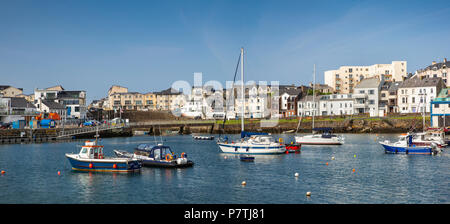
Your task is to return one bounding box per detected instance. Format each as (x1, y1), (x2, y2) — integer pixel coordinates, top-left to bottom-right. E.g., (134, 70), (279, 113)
(0, 134), (449, 204)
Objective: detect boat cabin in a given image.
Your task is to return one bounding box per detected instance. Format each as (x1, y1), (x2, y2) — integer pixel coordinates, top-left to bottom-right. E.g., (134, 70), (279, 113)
(134, 144), (174, 160)
(78, 141), (104, 159)
(248, 136), (275, 144)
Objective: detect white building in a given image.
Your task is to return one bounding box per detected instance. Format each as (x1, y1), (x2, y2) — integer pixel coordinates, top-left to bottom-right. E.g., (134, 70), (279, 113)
(397, 77), (444, 113)
(324, 61), (407, 93)
(297, 95), (319, 117)
(34, 86), (87, 119)
(353, 77), (383, 117)
(318, 94), (355, 116)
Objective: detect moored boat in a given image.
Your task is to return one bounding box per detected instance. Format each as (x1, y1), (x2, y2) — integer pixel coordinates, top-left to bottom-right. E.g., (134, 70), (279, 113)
(114, 143), (194, 168)
(379, 134), (440, 155)
(295, 128), (344, 145)
(192, 135), (215, 140)
(217, 132), (286, 154)
(285, 142), (301, 153)
(66, 140), (142, 173)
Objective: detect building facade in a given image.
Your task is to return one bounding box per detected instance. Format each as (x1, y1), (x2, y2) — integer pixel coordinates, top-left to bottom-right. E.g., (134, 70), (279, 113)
(324, 61), (407, 94)
(415, 58), (449, 87)
(397, 77), (444, 114)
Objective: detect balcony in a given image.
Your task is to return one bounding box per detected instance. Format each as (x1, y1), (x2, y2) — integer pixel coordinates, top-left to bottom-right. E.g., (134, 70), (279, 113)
(354, 103), (366, 109)
(352, 93), (367, 99)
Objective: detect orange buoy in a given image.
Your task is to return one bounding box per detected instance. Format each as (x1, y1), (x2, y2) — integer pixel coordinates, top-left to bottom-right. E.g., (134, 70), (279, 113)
(326, 162), (329, 166)
(89, 163), (93, 169)
(352, 168), (356, 173)
(57, 171), (61, 175)
(113, 164), (117, 169)
(1, 170), (5, 174)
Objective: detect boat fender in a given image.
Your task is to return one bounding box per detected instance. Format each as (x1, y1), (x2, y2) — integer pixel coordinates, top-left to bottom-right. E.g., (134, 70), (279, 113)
(89, 163), (93, 169)
(113, 164), (117, 169)
(181, 152), (186, 158)
(405, 150), (409, 155)
(165, 154), (173, 161)
(395, 149), (398, 154)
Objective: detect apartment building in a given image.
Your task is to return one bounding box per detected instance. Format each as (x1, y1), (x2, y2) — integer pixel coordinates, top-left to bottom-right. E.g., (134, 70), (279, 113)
(415, 58), (449, 86)
(353, 77), (383, 117)
(0, 85), (23, 97)
(318, 94), (355, 116)
(397, 77), (444, 113)
(324, 61), (407, 94)
(34, 86), (86, 119)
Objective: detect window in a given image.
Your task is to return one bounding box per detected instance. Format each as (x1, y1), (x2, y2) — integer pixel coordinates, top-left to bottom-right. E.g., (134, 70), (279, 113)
(74, 106), (80, 112)
(412, 97), (415, 103)
(369, 100), (375, 105)
(349, 68), (353, 73)
(369, 90), (374, 95)
(359, 90), (365, 94)
(434, 104), (439, 108)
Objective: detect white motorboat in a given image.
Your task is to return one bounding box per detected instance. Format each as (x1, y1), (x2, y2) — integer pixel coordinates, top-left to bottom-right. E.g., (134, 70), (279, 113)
(295, 128), (344, 145)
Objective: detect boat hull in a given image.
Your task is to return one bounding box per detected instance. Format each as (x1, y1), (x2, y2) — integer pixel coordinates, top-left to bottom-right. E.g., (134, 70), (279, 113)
(66, 154), (141, 172)
(294, 136), (343, 145)
(217, 143), (286, 154)
(380, 143), (433, 155)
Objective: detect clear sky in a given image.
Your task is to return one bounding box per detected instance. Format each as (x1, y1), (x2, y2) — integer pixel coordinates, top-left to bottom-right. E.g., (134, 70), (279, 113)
(1, 0), (450, 103)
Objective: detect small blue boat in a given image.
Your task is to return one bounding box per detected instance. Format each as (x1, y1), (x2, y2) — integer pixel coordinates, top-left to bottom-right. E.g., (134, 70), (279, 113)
(240, 154), (255, 162)
(379, 134), (440, 155)
(66, 140), (142, 173)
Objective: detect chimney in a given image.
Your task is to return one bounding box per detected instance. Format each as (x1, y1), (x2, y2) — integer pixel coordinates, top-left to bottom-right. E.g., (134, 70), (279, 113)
(444, 58), (447, 63)
(432, 61), (437, 65)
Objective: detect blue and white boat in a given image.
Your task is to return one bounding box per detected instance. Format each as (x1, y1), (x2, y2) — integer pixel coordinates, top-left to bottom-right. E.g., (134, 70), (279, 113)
(218, 132), (286, 154)
(379, 134), (440, 155)
(66, 140), (142, 173)
(216, 48), (285, 155)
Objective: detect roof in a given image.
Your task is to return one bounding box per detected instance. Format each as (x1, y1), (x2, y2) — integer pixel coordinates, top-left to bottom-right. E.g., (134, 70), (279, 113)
(398, 76), (442, 88)
(298, 95), (319, 102)
(354, 77), (381, 89)
(0, 85), (11, 90)
(42, 100), (65, 109)
(417, 60), (450, 72)
(8, 97), (36, 108)
(280, 88), (302, 96)
(434, 88), (450, 102)
(154, 88), (181, 95)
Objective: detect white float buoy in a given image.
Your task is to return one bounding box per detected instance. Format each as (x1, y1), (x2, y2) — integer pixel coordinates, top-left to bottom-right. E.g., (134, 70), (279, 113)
(241, 181), (246, 185)
(294, 173), (299, 177)
(306, 192), (311, 197)
(331, 156), (335, 160)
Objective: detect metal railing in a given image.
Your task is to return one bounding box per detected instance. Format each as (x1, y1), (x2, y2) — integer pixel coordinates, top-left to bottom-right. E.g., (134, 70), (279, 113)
(57, 123), (128, 138)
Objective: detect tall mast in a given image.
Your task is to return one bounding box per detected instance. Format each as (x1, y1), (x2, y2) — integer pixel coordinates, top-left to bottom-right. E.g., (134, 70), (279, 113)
(241, 47), (245, 132)
(312, 64), (316, 130)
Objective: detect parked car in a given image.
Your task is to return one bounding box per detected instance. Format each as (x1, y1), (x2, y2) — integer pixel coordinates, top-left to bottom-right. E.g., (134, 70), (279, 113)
(83, 120), (100, 127)
(0, 122), (11, 129)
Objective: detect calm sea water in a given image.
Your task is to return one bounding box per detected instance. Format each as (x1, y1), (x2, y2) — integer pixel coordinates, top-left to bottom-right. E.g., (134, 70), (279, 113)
(0, 134), (449, 204)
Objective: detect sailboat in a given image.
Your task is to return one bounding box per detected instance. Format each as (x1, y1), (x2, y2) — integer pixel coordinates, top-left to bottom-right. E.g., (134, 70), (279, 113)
(216, 48), (286, 154)
(294, 64), (344, 145)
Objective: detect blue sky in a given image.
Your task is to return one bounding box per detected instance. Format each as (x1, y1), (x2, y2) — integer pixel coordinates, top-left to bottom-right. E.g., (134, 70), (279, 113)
(1, 0), (450, 102)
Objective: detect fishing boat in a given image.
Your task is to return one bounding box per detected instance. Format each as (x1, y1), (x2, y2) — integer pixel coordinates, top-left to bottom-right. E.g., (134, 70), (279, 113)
(294, 64), (344, 145)
(379, 134), (440, 155)
(410, 132), (447, 148)
(216, 48), (285, 155)
(295, 127), (344, 145)
(114, 143), (194, 168)
(66, 140), (142, 173)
